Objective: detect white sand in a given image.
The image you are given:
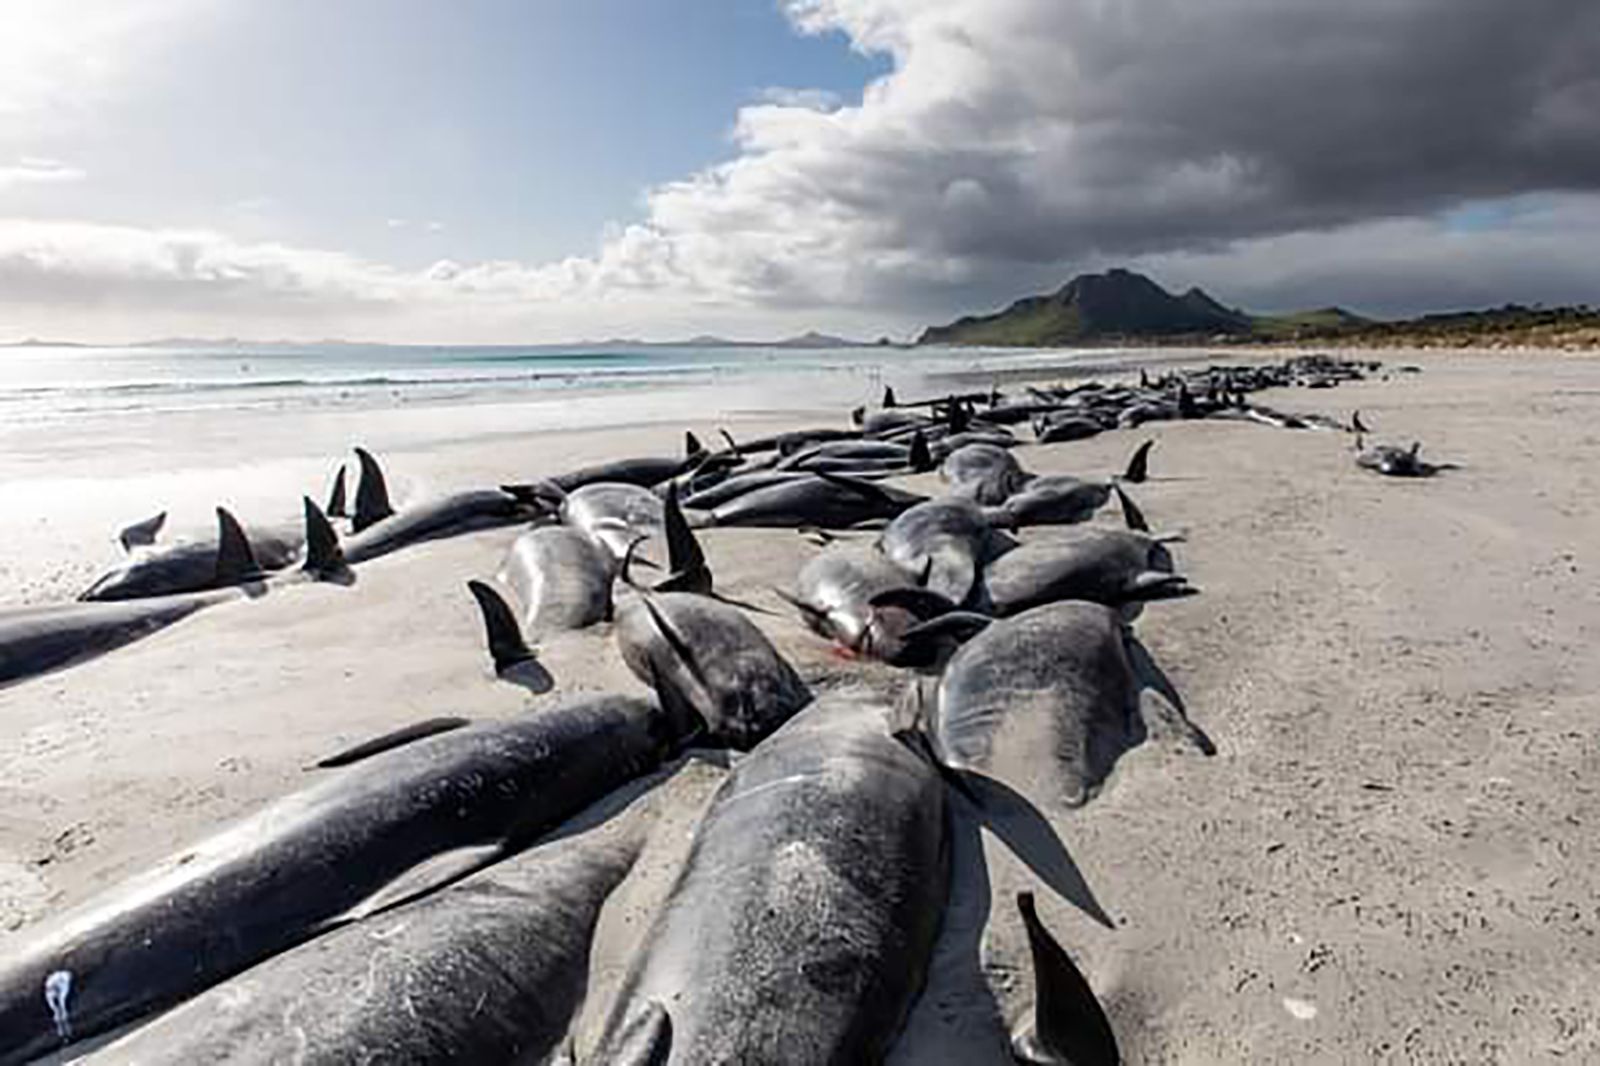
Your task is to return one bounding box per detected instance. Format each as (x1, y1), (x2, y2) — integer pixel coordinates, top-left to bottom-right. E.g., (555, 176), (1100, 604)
(3, 350), (1599, 1061)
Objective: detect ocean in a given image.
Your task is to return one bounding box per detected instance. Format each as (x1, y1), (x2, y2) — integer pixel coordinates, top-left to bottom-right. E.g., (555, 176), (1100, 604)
(0, 341), (1183, 428)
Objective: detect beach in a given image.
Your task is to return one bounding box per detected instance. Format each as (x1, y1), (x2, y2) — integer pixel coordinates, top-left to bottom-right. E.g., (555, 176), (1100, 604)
(3, 347), (1599, 1061)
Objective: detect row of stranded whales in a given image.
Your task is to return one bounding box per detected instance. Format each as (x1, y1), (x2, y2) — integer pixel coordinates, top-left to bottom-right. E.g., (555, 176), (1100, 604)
(4, 353), (1433, 1064)
(87, 772), (664, 1064)
(0, 500), (347, 688)
(0, 693), (689, 1064)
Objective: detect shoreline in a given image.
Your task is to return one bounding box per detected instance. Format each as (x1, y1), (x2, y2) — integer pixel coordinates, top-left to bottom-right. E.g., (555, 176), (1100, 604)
(3, 348), (1599, 1060)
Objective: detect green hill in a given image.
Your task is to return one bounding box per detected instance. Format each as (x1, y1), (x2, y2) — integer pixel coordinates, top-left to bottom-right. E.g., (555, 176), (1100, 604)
(917, 269), (1253, 346)
(1249, 307), (1371, 340)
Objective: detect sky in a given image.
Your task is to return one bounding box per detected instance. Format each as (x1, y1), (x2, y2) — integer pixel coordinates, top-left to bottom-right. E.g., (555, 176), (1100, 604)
(1, 0), (1598, 344)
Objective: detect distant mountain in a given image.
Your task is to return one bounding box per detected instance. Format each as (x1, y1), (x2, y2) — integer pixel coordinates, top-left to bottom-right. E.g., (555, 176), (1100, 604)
(0, 338), (90, 348)
(774, 331), (863, 348)
(918, 268), (1253, 346)
(664, 331), (866, 349)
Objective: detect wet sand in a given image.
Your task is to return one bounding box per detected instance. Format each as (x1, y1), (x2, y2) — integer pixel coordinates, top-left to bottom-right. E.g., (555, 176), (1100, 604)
(3, 349), (1598, 1062)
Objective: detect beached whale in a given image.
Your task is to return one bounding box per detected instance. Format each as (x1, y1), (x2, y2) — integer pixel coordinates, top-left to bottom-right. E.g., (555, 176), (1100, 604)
(782, 545), (941, 661)
(591, 691), (948, 1064)
(927, 601), (1207, 808)
(79, 513), (302, 601)
(4, 502), (345, 689)
(616, 591), (810, 750)
(978, 526), (1195, 619)
(702, 471), (924, 529)
(85, 774), (663, 1066)
(1355, 438), (1450, 477)
(942, 442), (1032, 505)
(0, 695), (677, 1063)
(880, 497), (1016, 606)
(335, 449), (536, 564)
(558, 481), (667, 565)
(497, 525), (616, 631)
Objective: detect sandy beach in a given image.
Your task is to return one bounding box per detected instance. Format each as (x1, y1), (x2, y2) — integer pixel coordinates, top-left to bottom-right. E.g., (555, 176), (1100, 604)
(3, 348), (1598, 1062)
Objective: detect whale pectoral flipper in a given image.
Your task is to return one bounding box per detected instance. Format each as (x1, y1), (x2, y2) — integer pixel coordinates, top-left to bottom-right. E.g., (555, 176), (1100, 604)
(1013, 891), (1120, 1065)
(313, 717), (474, 769)
(332, 844), (506, 925)
(213, 507), (262, 586)
(117, 511), (167, 552)
(1112, 485), (1149, 533)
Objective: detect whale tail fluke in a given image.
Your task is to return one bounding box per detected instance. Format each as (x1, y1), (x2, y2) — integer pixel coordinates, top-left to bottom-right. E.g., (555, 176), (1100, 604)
(352, 447), (395, 532)
(466, 580), (537, 676)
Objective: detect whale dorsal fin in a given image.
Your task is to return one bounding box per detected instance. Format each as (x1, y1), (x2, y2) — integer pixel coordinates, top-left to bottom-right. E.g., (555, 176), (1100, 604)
(315, 717), (472, 768)
(466, 580), (537, 675)
(1014, 890), (1121, 1065)
(684, 430), (705, 459)
(352, 447), (395, 532)
(659, 481), (710, 593)
(883, 385), (898, 408)
(301, 496), (349, 579)
(325, 464), (349, 519)
(213, 507), (261, 586)
(1120, 440), (1154, 484)
(908, 430), (932, 473)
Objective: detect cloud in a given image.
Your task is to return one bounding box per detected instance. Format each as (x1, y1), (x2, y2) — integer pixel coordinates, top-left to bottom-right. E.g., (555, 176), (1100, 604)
(0, 157), (85, 190)
(574, 0), (1600, 316)
(2, 0), (1598, 341)
(757, 87), (842, 112)
(0, 0), (214, 124)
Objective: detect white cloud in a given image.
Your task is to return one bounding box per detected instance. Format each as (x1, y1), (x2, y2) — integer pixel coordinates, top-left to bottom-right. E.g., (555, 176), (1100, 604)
(2, 0), (1598, 341)
(0, 0), (215, 123)
(0, 157), (84, 190)
(757, 87), (842, 112)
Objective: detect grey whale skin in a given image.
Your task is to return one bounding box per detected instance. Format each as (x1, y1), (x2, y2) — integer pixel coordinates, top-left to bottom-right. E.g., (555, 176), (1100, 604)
(592, 691), (948, 1065)
(0, 696), (672, 1064)
(0, 592), (224, 688)
(86, 787), (652, 1065)
(498, 525), (616, 631)
(615, 591), (811, 750)
(932, 600), (1146, 808)
(78, 523), (301, 601)
(341, 488), (533, 565)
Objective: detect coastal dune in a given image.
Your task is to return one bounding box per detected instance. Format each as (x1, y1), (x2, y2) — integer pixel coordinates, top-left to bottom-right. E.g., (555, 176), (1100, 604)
(2, 350), (1598, 1061)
